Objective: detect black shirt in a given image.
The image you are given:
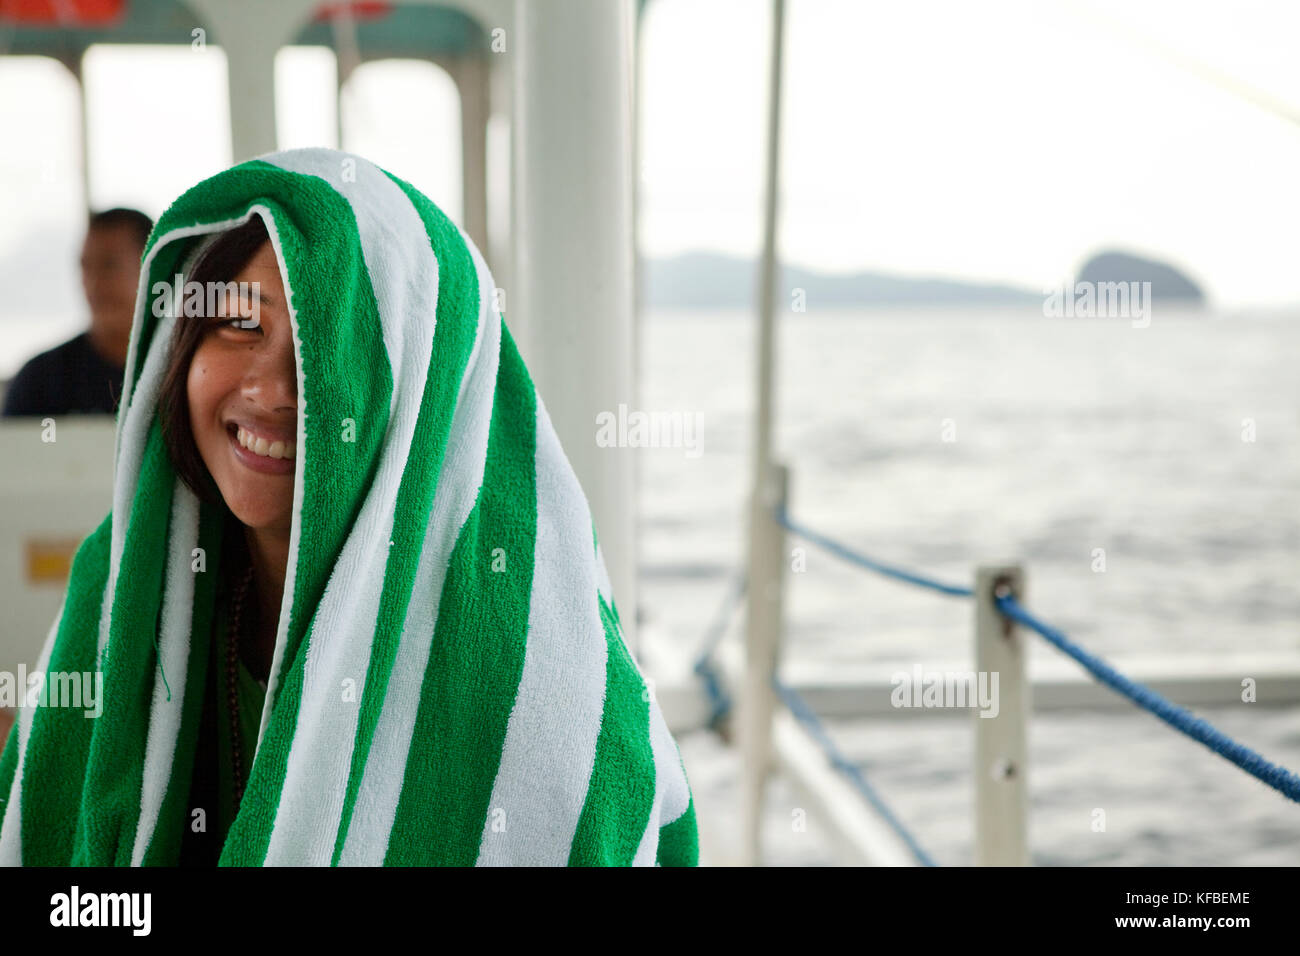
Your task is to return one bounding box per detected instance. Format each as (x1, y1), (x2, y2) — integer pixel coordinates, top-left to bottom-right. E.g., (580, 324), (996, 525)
(1, 331), (125, 417)
(178, 532), (268, 866)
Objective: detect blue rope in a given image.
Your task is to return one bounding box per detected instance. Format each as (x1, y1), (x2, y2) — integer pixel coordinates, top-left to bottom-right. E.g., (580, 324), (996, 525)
(690, 505), (1300, 859)
(775, 506), (973, 597)
(774, 677), (939, 867)
(691, 571), (746, 728)
(996, 593), (1300, 804)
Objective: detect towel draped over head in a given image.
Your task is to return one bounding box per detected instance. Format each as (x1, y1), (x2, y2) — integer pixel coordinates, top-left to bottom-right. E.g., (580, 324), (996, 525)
(0, 147), (698, 866)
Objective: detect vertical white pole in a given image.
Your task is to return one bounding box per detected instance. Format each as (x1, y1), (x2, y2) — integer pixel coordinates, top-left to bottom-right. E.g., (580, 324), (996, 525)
(65, 52), (91, 214)
(487, 42), (514, 298)
(630, 5), (642, 661)
(974, 564), (1030, 866)
(333, 1), (360, 151)
(741, 462), (788, 867)
(456, 53), (491, 264)
(223, 34), (280, 162)
(740, 0), (787, 868)
(186, 0), (319, 161)
(511, 0), (638, 654)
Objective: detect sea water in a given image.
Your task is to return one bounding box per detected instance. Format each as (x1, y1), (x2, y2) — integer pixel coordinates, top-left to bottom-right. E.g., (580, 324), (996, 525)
(640, 306), (1300, 866)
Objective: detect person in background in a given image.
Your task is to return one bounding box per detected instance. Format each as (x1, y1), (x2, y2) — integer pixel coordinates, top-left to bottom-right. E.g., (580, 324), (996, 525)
(1, 207), (153, 417)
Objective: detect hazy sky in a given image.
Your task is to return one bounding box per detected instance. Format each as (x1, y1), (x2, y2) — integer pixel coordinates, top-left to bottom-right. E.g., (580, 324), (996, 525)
(1, 0), (1298, 322)
(641, 0), (1300, 308)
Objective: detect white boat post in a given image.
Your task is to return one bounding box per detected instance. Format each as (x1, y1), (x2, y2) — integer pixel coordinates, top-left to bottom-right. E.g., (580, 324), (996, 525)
(510, 0), (640, 657)
(739, 0), (789, 869)
(974, 564), (1030, 865)
(185, 0), (320, 161)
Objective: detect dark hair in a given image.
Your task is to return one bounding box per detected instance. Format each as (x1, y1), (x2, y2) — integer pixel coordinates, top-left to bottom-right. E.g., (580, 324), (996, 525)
(158, 215), (272, 504)
(88, 207), (154, 249)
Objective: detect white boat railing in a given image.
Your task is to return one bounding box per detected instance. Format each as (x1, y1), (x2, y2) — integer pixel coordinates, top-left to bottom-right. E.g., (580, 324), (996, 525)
(673, 461), (1300, 866)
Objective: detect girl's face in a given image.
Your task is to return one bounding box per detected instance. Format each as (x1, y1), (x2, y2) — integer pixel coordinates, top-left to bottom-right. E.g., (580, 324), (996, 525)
(187, 239), (298, 535)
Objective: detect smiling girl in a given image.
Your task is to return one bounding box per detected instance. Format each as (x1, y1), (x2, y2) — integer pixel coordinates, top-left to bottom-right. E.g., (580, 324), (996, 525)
(161, 217), (295, 688)
(154, 216), (299, 860)
(0, 148), (698, 867)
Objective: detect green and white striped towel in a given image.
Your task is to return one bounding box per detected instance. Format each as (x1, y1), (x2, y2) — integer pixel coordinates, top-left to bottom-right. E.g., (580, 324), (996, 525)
(0, 147), (698, 866)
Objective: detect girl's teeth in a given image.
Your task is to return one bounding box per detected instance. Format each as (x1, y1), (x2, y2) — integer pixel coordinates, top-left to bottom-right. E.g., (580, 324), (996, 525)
(237, 426), (296, 460)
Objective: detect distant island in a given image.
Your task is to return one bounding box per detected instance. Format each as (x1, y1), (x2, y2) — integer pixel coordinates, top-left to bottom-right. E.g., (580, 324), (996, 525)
(642, 250), (1206, 310)
(1075, 251), (1205, 306)
(641, 253), (1041, 309)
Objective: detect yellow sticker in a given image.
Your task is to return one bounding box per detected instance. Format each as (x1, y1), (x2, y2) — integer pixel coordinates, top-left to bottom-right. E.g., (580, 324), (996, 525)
(25, 538), (80, 583)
